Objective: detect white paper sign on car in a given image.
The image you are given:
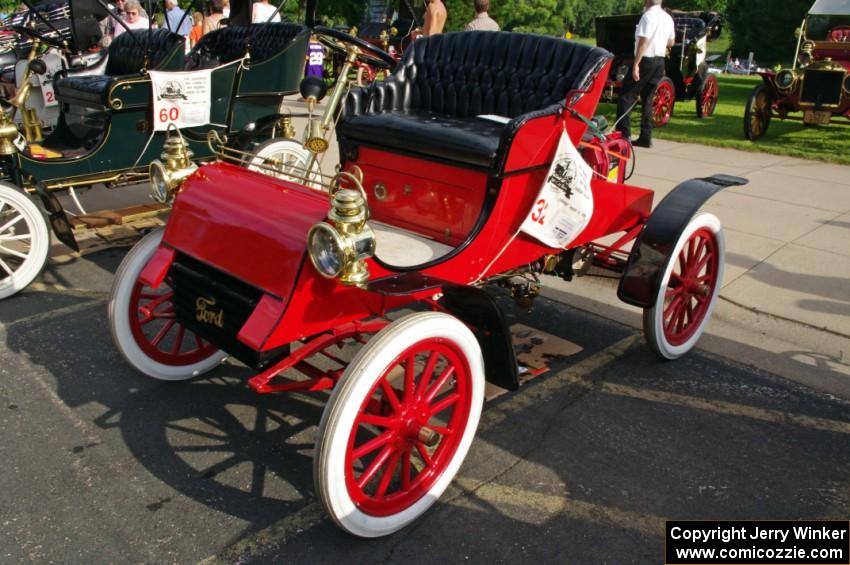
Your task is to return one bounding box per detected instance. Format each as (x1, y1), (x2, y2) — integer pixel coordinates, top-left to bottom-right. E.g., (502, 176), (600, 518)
(520, 128), (594, 248)
(149, 69), (213, 131)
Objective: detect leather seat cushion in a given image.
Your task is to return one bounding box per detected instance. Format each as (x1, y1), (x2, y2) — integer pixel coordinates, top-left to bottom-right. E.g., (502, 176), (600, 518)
(341, 110), (505, 168)
(54, 74), (118, 106)
(55, 29), (183, 107)
(185, 23), (307, 70)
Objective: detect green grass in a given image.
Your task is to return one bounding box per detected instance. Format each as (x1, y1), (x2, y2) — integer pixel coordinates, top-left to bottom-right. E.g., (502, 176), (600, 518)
(596, 74), (850, 165)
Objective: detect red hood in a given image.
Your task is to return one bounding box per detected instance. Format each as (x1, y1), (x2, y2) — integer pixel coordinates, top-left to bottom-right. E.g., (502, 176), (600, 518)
(162, 162), (329, 298)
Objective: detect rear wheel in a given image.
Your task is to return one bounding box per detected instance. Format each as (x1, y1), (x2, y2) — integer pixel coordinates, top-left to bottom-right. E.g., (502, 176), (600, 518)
(247, 138), (323, 189)
(315, 312), (485, 537)
(696, 74), (718, 119)
(0, 182), (49, 300)
(651, 77), (676, 128)
(109, 229), (226, 380)
(643, 213), (724, 360)
(744, 84), (772, 141)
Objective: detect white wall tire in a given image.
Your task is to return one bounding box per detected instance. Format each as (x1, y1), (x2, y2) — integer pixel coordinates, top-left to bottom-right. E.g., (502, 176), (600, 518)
(247, 138), (323, 189)
(314, 312), (485, 538)
(108, 229), (226, 380)
(0, 182), (49, 300)
(643, 213), (725, 360)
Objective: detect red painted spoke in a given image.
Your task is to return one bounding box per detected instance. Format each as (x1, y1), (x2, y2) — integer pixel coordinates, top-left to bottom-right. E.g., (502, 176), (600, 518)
(696, 274), (713, 283)
(359, 413), (396, 429)
(195, 334), (204, 349)
(375, 450), (402, 498)
(692, 249), (712, 276)
(685, 300), (695, 326)
(424, 365), (456, 403)
(403, 354), (415, 403)
(150, 319), (176, 348)
(686, 237), (695, 265)
(352, 429), (393, 460)
(139, 291), (172, 312)
(665, 285), (683, 299)
(356, 444), (394, 489)
(170, 325), (186, 355)
(415, 351), (440, 400)
(665, 300), (685, 333)
(428, 392), (460, 416)
(425, 423), (452, 437)
(691, 238), (707, 274)
(415, 441), (433, 468)
(664, 295), (683, 320)
(380, 378), (402, 414)
(401, 449), (412, 490)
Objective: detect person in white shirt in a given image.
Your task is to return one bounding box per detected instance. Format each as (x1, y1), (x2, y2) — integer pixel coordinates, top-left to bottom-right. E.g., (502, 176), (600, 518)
(113, 0), (149, 38)
(615, 0), (674, 148)
(252, 0), (281, 23)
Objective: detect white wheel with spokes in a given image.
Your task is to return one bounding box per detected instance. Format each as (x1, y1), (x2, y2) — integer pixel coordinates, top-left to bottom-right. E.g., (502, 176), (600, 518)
(0, 182), (49, 300)
(109, 228), (227, 380)
(247, 138), (323, 189)
(643, 213), (725, 360)
(315, 312), (485, 538)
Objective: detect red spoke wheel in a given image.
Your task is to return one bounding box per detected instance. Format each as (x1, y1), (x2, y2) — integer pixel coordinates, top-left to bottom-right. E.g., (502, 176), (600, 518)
(315, 312), (484, 537)
(744, 84), (772, 141)
(643, 213), (725, 360)
(109, 229), (226, 380)
(651, 77), (676, 128)
(696, 74), (718, 119)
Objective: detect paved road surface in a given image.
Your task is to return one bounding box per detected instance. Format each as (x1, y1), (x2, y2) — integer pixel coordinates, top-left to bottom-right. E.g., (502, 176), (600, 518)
(2, 248), (848, 563)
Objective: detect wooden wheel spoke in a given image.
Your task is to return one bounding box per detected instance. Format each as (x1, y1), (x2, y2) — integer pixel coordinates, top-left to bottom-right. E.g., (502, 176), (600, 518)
(352, 429), (393, 460)
(0, 244), (28, 259)
(170, 325), (186, 355)
(401, 449), (412, 490)
(0, 213), (23, 234)
(375, 450), (402, 498)
(664, 295), (683, 320)
(356, 444), (394, 489)
(415, 351), (440, 400)
(150, 319), (176, 347)
(359, 413), (396, 429)
(415, 441), (433, 468)
(424, 365), (456, 403)
(428, 392), (459, 416)
(0, 257), (13, 276)
(380, 378), (402, 414)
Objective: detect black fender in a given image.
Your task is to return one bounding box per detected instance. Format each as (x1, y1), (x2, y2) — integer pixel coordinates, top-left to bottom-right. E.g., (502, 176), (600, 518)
(617, 174), (747, 308)
(233, 113), (292, 150)
(439, 286), (520, 392)
(35, 182), (79, 252)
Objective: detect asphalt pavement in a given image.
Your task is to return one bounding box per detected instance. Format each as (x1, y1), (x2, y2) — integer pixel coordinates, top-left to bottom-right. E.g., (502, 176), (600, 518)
(1, 128), (850, 563)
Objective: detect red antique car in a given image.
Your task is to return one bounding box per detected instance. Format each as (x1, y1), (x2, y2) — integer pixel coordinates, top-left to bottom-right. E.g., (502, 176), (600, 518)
(107, 30), (745, 537)
(744, 0), (850, 139)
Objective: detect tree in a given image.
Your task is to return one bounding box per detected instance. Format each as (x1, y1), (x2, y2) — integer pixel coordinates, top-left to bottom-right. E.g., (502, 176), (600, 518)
(726, 0), (810, 63)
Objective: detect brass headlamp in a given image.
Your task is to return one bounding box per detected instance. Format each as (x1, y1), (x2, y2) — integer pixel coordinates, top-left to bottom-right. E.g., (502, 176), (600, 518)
(148, 126), (198, 204)
(0, 111), (21, 155)
(307, 174), (375, 286)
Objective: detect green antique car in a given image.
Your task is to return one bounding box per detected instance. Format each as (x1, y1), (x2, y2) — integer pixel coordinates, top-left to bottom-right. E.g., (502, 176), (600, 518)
(0, 2), (313, 299)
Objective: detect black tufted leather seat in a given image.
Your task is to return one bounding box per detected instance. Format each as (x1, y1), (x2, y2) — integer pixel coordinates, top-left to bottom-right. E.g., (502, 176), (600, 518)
(184, 23), (307, 70)
(54, 29), (185, 107)
(340, 32), (611, 171)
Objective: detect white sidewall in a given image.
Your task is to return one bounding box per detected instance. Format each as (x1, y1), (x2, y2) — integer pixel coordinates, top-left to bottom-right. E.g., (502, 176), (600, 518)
(108, 229), (226, 380)
(648, 213), (725, 359)
(0, 182), (49, 300)
(315, 312), (485, 538)
(248, 139), (323, 189)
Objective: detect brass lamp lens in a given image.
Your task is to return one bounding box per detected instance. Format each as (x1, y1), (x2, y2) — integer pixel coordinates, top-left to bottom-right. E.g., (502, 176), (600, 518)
(307, 223), (345, 278)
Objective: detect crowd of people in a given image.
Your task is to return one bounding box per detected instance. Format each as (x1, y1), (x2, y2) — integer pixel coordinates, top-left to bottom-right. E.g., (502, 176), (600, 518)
(100, 0), (285, 49)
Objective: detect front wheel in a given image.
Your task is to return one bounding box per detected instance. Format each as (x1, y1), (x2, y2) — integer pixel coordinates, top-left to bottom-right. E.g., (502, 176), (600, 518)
(0, 182), (50, 300)
(696, 74), (718, 119)
(744, 84), (772, 141)
(643, 213), (725, 360)
(314, 312), (485, 537)
(109, 229), (226, 380)
(651, 77), (676, 128)
(247, 138), (323, 189)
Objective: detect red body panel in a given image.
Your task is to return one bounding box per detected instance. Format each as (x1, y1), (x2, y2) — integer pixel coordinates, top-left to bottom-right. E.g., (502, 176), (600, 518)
(161, 163), (329, 299)
(355, 148), (488, 246)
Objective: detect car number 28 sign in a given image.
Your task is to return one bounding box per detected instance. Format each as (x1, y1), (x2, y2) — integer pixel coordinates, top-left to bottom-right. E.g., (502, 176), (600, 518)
(149, 70), (213, 131)
(520, 127), (594, 248)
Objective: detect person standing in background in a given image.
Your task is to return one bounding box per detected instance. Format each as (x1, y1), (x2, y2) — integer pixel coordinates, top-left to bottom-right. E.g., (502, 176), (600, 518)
(615, 0), (674, 148)
(465, 0), (498, 31)
(189, 11), (203, 46)
(165, 0), (191, 36)
(252, 0), (281, 23)
(202, 0), (225, 33)
(422, 0), (446, 36)
(113, 0), (149, 38)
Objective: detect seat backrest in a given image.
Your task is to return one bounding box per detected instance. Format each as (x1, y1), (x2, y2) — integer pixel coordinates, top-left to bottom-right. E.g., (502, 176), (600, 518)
(185, 22), (308, 70)
(106, 28), (185, 75)
(392, 31), (611, 119)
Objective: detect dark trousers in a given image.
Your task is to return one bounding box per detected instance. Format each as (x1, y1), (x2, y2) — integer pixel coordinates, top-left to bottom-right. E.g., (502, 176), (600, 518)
(616, 56), (666, 140)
